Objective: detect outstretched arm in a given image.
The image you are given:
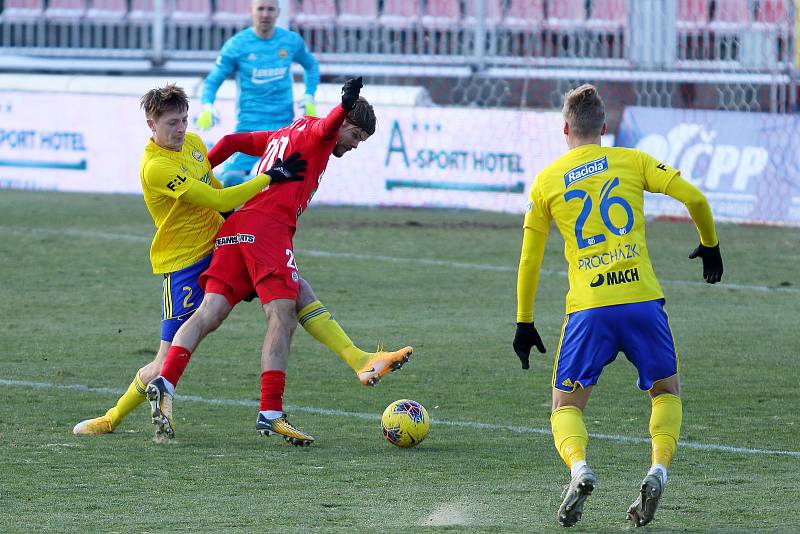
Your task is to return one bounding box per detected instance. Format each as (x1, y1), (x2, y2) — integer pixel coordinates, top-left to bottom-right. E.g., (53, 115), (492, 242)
(314, 77), (364, 140)
(180, 175), (273, 211)
(207, 132), (271, 168)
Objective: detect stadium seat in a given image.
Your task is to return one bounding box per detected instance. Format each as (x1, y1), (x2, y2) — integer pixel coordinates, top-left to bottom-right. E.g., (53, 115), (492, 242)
(586, 0), (627, 29)
(292, 0), (336, 29)
(463, 0), (502, 28)
(44, 0), (87, 20)
(212, 0), (251, 27)
(379, 0), (420, 29)
(85, 0), (127, 21)
(1, 0), (45, 20)
(503, 0), (546, 32)
(676, 0), (709, 31)
(338, 0), (378, 28)
(172, 0), (212, 23)
(755, 0), (790, 24)
(128, 0), (154, 22)
(421, 0), (461, 30)
(546, 0), (586, 29)
(710, 0), (752, 29)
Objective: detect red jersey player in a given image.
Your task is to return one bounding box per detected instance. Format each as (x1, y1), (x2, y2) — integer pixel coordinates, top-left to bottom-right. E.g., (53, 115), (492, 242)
(145, 78), (410, 446)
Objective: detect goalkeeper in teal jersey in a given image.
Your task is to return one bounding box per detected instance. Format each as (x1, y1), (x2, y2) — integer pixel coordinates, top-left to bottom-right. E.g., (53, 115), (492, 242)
(513, 84), (723, 529)
(197, 0), (319, 186)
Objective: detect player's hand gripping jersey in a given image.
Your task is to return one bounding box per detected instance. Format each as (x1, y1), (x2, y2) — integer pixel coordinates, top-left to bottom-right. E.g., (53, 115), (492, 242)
(524, 145), (681, 313)
(208, 104), (348, 229)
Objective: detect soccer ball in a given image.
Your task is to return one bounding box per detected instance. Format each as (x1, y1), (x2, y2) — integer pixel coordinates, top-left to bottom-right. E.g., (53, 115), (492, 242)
(381, 399), (430, 448)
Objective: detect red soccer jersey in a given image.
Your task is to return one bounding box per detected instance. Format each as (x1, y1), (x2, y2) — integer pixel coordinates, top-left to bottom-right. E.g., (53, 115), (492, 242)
(207, 104), (348, 229)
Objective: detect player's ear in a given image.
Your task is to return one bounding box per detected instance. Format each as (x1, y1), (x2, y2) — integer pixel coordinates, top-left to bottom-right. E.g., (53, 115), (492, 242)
(600, 123), (608, 135)
(146, 118), (155, 131)
(563, 122), (569, 136)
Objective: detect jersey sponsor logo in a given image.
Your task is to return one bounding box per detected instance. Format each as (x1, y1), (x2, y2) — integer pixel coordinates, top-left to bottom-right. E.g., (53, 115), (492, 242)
(577, 243), (641, 270)
(247, 53), (257, 61)
(564, 156), (608, 188)
(656, 163), (667, 171)
(167, 174), (188, 191)
(251, 66), (287, 85)
(278, 48), (288, 58)
(192, 150), (203, 161)
(215, 233), (256, 247)
(589, 267), (640, 288)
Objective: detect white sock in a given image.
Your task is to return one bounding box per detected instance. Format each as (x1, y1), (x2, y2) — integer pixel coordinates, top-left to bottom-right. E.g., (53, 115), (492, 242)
(570, 460), (588, 477)
(648, 464), (667, 484)
(260, 410), (283, 420)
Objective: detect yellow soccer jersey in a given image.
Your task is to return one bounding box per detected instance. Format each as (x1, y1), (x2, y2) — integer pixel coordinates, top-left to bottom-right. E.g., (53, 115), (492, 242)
(524, 144), (680, 314)
(140, 132), (223, 274)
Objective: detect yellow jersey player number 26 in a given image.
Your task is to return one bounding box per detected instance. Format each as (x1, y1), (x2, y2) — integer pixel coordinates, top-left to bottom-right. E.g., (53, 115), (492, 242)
(513, 84), (723, 529)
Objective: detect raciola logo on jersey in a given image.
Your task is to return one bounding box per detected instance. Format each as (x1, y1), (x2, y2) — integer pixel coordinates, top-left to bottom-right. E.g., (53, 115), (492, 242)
(564, 156), (608, 188)
(590, 267), (640, 288)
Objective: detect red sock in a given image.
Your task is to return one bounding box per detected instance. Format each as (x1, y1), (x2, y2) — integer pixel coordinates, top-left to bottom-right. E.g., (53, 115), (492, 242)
(161, 345), (192, 387)
(260, 370), (286, 411)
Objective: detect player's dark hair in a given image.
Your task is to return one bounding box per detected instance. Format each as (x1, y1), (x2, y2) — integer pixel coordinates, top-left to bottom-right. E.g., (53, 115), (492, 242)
(562, 84), (605, 138)
(346, 97), (376, 136)
(141, 84), (189, 121)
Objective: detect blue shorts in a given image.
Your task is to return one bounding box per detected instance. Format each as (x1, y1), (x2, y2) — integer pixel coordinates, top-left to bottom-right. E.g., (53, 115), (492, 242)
(553, 299), (679, 392)
(161, 255), (212, 342)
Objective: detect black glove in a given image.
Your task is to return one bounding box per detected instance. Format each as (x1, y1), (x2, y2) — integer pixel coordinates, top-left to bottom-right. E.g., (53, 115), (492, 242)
(266, 152), (306, 183)
(688, 243), (723, 284)
(513, 322), (546, 370)
(341, 76), (363, 110)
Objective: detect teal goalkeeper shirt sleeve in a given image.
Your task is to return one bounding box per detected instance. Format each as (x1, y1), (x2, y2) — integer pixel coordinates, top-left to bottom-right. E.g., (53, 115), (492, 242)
(202, 37), (238, 105)
(293, 40), (319, 97)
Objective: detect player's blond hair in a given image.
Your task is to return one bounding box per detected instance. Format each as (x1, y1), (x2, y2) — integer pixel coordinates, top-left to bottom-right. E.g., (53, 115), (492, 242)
(140, 84), (189, 121)
(346, 97), (376, 136)
(562, 84), (605, 138)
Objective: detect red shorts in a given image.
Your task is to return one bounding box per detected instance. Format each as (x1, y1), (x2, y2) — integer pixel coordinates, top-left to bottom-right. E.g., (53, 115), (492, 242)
(199, 212), (299, 306)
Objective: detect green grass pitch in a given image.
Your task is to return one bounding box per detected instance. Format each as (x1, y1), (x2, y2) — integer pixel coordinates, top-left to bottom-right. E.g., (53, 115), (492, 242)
(1, 190), (798, 532)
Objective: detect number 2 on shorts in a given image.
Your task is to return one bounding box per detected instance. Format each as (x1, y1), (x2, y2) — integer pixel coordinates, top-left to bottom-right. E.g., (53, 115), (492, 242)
(285, 249), (298, 270)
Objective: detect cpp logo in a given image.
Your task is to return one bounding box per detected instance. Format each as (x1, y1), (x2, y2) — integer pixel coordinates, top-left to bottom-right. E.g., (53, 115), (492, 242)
(636, 123), (767, 192)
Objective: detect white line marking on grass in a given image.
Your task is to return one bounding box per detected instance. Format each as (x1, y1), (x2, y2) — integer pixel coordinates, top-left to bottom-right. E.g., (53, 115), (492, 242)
(5, 378), (799, 459)
(2, 225), (798, 294)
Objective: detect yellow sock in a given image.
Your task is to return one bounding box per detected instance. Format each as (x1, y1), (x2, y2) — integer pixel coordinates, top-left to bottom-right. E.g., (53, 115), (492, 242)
(104, 372), (147, 428)
(650, 393), (682, 468)
(551, 405), (588, 469)
(298, 300), (370, 371)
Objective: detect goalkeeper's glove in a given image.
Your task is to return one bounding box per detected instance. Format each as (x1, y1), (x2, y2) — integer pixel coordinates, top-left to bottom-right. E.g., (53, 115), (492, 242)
(513, 322), (546, 370)
(341, 76), (363, 110)
(298, 94), (317, 117)
(195, 103), (218, 130)
(688, 243), (723, 284)
(264, 151), (307, 183)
